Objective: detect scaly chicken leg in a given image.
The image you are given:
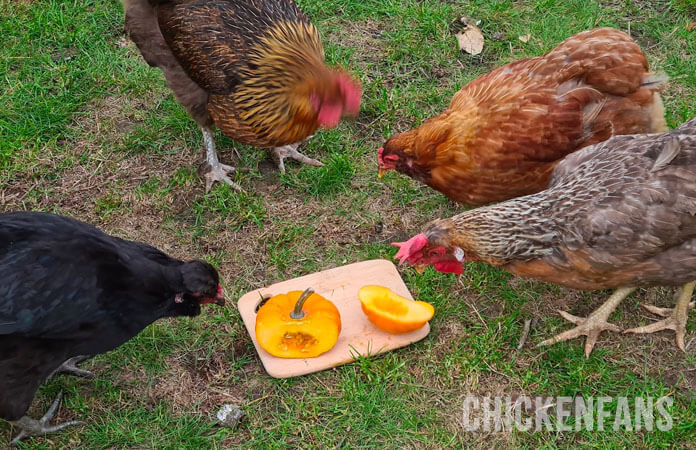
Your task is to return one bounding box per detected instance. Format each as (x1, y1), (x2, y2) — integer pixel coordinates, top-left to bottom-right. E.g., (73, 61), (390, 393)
(201, 127), (242, 193)
(625, 282), (696, 351)
(271, 136), (324, 174)
(539, 287), (636, 358)
(10, 392), (82, 445)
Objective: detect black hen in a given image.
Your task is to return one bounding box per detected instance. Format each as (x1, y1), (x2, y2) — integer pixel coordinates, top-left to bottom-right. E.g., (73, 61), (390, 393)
(0, 211), (225, 444)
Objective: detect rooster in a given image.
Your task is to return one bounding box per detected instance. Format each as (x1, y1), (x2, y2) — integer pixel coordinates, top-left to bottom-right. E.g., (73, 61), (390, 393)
(378, 28), (667, 206)
(123, 0), (362, 191)
(394, 117), (696, 357)
(0, 212), (225, 444)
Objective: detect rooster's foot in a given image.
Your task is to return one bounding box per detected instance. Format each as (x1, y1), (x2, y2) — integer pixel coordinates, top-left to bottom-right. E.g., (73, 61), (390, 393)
(271, 142), (323, 174)
(200, 126), (243, 192)
(625, 282), (695, 351)
(49, 355), (93, 380)
(538, 287), (635, 358)
(200, 162), (242, 193)
(10, 392), (82, 445)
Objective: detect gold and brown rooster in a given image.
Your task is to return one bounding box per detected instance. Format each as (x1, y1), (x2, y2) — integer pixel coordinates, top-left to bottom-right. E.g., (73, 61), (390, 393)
(378, 28), (667, 206)
(394, 118), (696, 357)
(123, 0), (361, 191)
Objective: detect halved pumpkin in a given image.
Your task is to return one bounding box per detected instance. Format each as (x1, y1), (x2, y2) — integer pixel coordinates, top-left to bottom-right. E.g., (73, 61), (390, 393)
(255, 288), (341, 359)
(358, 285), (434, 334)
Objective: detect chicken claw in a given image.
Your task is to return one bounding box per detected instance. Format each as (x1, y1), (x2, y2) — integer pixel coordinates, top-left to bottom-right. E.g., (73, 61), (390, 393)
(201, 162), (242, 193)
(48, 355), (93, 380)
(271, 139), (324, 174)
(10, 392), (82, 445)
(200, 126), (242, 193)
(538, 287), (635, 358)
(625, 282), (696, 351)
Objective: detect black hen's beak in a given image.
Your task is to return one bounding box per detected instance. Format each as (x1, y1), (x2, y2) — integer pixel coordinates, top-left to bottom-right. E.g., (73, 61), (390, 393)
(214, 284), (226, 306)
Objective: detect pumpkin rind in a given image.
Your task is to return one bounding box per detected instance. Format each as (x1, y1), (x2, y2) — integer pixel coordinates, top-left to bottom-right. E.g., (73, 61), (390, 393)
(358, 285), (434, 334)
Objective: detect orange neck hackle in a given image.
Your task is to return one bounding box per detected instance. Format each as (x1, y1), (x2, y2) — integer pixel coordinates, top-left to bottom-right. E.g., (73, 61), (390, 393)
(236, 20), (361, 144)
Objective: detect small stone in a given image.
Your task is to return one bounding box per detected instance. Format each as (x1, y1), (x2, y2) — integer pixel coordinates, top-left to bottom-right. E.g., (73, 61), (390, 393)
(216, 404), (245, 429)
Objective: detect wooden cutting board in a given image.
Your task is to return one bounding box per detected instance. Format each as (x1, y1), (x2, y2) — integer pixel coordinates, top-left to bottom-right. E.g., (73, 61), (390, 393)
(237, 259), (431, 378)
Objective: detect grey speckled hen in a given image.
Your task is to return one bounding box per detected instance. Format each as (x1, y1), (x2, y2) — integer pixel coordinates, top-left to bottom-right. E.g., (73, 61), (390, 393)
(393, 117), (696, 357)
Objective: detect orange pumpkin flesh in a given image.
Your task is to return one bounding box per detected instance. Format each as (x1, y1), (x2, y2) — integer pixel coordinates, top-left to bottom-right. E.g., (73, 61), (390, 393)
(255, 288), (341, 358)
(358, 285), (434, 334)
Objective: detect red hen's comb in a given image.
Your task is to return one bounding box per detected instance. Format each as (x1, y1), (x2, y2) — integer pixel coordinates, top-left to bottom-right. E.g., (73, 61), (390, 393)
(392, 233), (428, 265)
(378, 147), (384, 165)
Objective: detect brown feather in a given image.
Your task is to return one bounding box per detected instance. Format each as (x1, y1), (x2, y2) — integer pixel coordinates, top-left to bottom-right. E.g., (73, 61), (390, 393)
(381, 27), (668, 206)
(124, 0), (355, 150)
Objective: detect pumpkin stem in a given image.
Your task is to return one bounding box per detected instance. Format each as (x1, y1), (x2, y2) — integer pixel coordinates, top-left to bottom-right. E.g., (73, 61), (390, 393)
(290, 288), (314, 320)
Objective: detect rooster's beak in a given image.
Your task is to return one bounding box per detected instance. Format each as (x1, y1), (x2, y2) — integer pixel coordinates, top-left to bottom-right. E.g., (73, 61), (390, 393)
(414, 264), (427, 274)
(378, 167), (386, 179)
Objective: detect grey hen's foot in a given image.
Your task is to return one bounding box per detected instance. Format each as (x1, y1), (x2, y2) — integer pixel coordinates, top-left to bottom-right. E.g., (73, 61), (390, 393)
(625, 282), (696, 351)
(538, 287), (636, 358)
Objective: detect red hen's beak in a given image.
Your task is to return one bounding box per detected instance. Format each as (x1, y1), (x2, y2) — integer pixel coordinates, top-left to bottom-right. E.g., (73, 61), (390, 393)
(377, 147), (386, 178)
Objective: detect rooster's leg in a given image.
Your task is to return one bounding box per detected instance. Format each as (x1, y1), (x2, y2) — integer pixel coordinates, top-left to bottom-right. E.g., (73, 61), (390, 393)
(625, 282), (696, 351)
(538, 287), (635, 358)
(48, 355), (93, 380)
(270, 137), (323, 174)
(200, 127), (242, 193)
(10, 392), (82, 445)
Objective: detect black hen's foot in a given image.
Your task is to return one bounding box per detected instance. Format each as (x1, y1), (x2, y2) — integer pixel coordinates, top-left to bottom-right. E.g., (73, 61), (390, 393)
(10, 392), (83, 445)
(49, 355), (94, 380)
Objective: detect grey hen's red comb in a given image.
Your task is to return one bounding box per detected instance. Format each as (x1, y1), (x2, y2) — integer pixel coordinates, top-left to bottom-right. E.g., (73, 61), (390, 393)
(392, 233), (428, 265)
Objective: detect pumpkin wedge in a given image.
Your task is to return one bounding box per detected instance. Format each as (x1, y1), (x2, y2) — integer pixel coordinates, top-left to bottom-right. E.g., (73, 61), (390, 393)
(358, 285), (434, 334)
(255, 288), (341, 358)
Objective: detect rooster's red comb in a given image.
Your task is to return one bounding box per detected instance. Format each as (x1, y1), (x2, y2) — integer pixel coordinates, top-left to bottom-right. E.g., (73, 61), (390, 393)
(392, 233), (428, 265)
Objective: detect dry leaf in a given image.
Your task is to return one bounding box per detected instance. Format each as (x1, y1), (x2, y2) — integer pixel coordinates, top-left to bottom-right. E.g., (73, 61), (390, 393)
(456, 21), (484, 55)
(518, 33), (531, 43)
(687, 21), (696, 31)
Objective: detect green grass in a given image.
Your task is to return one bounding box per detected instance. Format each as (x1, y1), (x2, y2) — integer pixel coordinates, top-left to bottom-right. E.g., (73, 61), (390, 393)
(2, 0), (696, 448)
